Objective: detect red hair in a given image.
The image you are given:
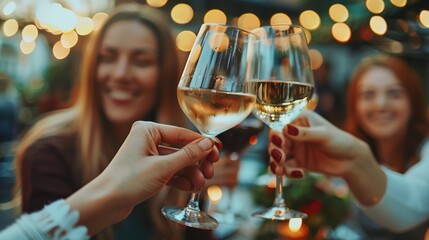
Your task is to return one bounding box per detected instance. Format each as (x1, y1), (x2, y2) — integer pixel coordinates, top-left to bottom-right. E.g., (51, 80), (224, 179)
(344, 55), (428, 171)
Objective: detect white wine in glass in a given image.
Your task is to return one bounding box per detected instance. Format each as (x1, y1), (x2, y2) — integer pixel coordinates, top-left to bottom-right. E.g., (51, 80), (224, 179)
(161, 23), (259, 230)
(250, 25), (315, 220)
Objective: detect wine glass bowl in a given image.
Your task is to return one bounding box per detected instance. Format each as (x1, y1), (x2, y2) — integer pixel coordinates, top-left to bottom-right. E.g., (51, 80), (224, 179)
(161, 23), (259, 230)
(249, 24), (314, 220)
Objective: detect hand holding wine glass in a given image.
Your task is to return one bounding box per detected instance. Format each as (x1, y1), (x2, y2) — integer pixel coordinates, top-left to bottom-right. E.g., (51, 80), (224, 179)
(249, 25), (315, 220)
(161, 23), (259, 230)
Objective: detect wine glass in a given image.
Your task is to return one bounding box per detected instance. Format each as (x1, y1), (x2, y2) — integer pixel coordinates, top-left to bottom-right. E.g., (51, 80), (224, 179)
(249, 25), (315, 220)
(210, 116), (265, 224)
(161, 23), (259, 230)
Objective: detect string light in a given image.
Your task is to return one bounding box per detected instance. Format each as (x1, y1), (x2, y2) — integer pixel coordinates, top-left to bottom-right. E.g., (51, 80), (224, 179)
(176, 30), (196, 52)
(299, 10), (321, 30)
(329, 4), (349, 23)
(331, 23), (352, 43)
(53, 41), (70, 59)
(171, 4), (193, 24)
(390, 0), (407, 8)
(370, 16), (387, 35)
(204, 9), (227, 24)
(270, 13), (292, 25)
(419, 10), (429, 28)
(61, 31), (78, 48)
(92, 12), (109, 31)
(2, 19), (18, 37)
(3, 1), (16, 16)
(237, 13), (260, 31)
(20, 40), (36, 54)
(22, 24), (38, 42)
(309, 49), (323, 70)
(366, 0), (385, 14)
(146, 0), (168, 8)
(75, 17), (94, 36)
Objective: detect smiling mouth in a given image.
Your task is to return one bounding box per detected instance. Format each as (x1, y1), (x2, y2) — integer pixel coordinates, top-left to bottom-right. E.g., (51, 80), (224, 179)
(107, 89), (135, 100)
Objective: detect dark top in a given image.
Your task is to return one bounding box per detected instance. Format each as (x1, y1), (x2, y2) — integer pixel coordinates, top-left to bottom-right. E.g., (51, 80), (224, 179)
(21, 134), (152, 240)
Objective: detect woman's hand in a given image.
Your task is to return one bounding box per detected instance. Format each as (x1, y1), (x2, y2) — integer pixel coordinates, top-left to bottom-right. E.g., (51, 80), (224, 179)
(268, 110), (386, 206)
(269, 110), (370, 178)
(66, 121), (219, 234)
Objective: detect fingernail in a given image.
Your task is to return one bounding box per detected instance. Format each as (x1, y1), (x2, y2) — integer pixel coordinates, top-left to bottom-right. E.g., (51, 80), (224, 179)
(214, 138), (223, 150)
(270, 149), (282, 163)
(271, 135), (282, 147)
(198, 138), (213, 150)
(291, 170), (303, 178)
(270, 162), (277, 174)
(287, 125), (299, 136)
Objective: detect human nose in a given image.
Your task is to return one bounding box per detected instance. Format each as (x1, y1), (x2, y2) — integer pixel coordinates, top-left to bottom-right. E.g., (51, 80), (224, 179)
(112, 56), (130, 80)
(373, 94), (388, 108)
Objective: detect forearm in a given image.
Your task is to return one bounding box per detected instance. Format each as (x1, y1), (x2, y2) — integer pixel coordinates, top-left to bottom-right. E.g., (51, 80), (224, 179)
(342, 142), (387, 206)
(65, 173), (129, 235)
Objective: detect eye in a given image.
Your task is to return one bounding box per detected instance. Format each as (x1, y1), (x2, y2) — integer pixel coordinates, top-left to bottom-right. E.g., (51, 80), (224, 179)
(98, 52), (116, 63)
(387, 89), (404, 99)
(360, 91), (375, 101)
(134, 56), (157, 67)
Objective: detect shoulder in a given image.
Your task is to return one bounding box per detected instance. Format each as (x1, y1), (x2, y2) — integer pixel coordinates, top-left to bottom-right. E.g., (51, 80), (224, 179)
(22, 134), (78, 169)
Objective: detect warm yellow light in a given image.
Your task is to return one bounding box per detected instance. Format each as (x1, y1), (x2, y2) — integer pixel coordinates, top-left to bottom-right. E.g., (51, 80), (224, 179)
(309, 49), (323, 70)
(237, 13), (260, 31)
(419, 10), (429, 28)
(22, 24), (38, 43)
(332, 22), (352, 42)
(209, 32), (230, 52)
(76, 17), (94, 36)
(267, 176), (276, 188)
(270, 13), (292, 25)
(204, 9), (227, 24)
(370, 16), (387, 35)
(92, 12), (109, 31)
(146, 0), (168, 8)
(61, 31), (78, 48)
(3, 1), (16, 16)
(207, 185), (222, 202)
(289, 218), (302, 232)
(20, 40), (35, 54)
(53, 41), (70, 59)
(176, 30), (196, 52)
(366, 0), (385, 14)
(299, 10), (321, 30)
(329, 4), (349, 22)
(390, 0), (407, 7)
(171, 4), (193, 24)
(2, 19), (18, 37)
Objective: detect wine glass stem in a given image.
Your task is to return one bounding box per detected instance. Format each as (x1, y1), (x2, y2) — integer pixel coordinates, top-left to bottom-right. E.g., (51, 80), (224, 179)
(274, 176), (285, 207)
(187, 192), (201, 211)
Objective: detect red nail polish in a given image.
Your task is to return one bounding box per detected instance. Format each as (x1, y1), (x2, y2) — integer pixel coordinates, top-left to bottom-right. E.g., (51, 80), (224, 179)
(271, 135), (282, 147)
(270, 162), (277, 174)
(291, 170), (303, 178)
(287, 125), (299, 136)
(270, 149), (282, 163)
(214, 139), (223, 150)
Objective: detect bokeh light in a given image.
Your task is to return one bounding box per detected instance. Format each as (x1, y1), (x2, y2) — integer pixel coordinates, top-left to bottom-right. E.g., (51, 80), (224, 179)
(20, 40), (36, 54)
(299, 10), (321, 30)
(146, 0), (168, 8)
(3, 1), (16, 16)
(171, 4), (193, 24)
(204, 9), (227, 24)
(309, 49), (323, 70)
(53, 41), (70, 59)
(61, 31), (79, 48)
(331, 22), (352, 43)
(92, 12), (109, 31)
(22, 24), (38, 42)
(419, 10), (429, 28)
(329, 4), (349, 23)
(366, 0), (385, 14)
(370, 16), (387, 35)
(75, 17), (94, 36)
(207, 185), (222, 202)
(237, 13), (260, 31)
(390, 0), (407, 7)
(289, 218), (302, 232)
(176, 30), (196, 52)
(2, 19), (18, 37)
(270, 13), (292, 25)
(209, 32), (230, 52)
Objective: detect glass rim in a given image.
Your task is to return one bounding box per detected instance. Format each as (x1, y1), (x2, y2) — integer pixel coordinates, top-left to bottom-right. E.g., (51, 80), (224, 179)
(251, 24), (305, 35)
(201, 22), (259, 38)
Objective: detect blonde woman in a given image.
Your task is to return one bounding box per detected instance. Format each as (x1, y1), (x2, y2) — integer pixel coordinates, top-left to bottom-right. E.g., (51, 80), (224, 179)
(15, 4), (187, 240)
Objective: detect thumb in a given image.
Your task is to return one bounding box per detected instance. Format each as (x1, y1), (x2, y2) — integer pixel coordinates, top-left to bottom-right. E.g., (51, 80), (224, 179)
(164, 138), (214, 171)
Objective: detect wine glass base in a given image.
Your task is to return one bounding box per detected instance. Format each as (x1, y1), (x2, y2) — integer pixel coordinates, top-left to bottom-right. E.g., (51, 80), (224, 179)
(212, 211), (246, 224)
(161, 206), (219, 230)
(252, 206), (307, 220)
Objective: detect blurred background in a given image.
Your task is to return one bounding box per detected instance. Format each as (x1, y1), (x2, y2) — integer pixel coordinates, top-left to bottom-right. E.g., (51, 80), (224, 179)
(0, 0), (428, 239)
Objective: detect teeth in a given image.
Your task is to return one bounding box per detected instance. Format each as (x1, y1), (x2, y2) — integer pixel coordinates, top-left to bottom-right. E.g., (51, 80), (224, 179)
(109, 90), (133, 100)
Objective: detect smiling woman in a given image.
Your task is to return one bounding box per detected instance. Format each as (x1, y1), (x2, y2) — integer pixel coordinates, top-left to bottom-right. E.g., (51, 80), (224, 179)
(14, 3), (187, 240)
